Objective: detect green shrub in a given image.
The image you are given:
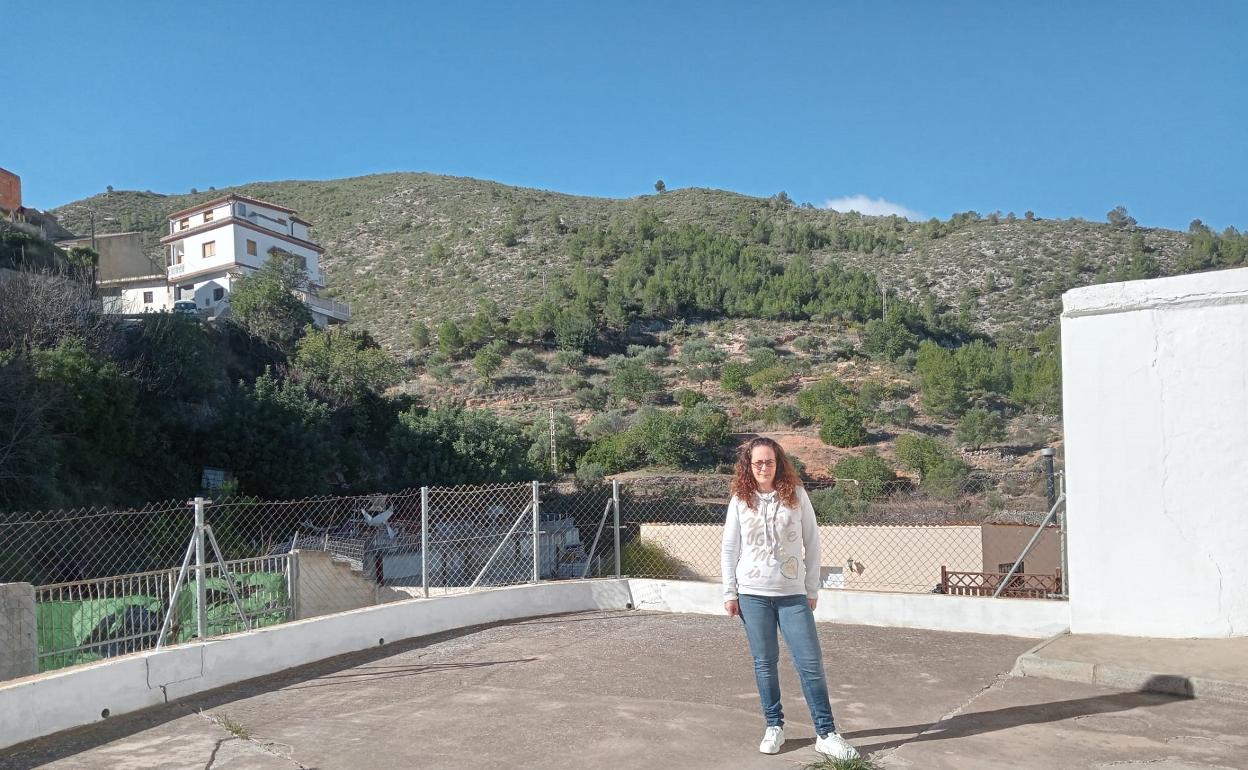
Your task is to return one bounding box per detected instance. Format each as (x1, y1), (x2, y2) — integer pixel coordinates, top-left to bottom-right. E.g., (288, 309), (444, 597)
(793, 335), (822, 353)
(579, 431), (644, 474)
(619, 538), (682, 578)
(747, 347), (780, 371)
(583, 410), (629, 440)
(818, 403), (867, 447)
(575, 462), (606, 488)
(746, 365), (788, 395)
(745, 335), (775, 350)
(894, 433), (969, 491)
(554, 349), (586, 372)
(674, 389), (707, 408)
(762, 403), (801, 427)
(574, 386), (609, 410)
(808, 487), (863, 524)
(956, 408), (1007, 449)
(797, 377), (855, 421)
(611, 359), (664, 403)
(833, 452), (897, 501)
(883, 403), (916, 427)
(636, 345), (668, 366)
(720, 361), (750, 394)
(509, 348), (541, 371)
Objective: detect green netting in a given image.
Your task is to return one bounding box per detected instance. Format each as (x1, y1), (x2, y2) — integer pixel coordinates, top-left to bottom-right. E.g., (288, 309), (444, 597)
(36, 571), (290, 672)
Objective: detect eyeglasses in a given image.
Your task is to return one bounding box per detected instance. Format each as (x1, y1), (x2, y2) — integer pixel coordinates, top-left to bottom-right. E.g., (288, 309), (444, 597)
(751, 460), (776, 469)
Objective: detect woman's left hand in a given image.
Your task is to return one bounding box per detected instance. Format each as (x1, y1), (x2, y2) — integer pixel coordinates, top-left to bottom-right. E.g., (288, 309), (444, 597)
(808, 597), (818, 610)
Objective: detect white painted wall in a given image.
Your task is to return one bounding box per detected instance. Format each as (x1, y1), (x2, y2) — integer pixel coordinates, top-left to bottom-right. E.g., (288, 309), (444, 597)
(1062, 268), (1248, 638)
(628, 579), (1069, 639)
(230, 226), (322, 282)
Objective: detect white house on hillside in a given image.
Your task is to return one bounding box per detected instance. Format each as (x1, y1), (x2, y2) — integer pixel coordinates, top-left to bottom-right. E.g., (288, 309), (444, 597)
(159, 194), (350, 326)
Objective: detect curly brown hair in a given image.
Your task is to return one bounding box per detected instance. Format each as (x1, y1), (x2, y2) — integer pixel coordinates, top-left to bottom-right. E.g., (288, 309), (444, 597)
(730, 437), (802, 510)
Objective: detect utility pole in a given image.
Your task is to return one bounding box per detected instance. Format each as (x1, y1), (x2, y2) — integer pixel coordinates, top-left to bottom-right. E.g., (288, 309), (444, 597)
(90, 210), (96, 253)
(549, 407), (558, 475)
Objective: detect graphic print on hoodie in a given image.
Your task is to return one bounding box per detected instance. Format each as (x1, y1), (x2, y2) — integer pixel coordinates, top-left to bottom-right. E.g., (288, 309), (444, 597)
(721, 486), (821, 600)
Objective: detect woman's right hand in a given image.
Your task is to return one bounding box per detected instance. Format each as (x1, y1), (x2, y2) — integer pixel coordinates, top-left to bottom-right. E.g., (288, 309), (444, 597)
(725, 599), (740, 617)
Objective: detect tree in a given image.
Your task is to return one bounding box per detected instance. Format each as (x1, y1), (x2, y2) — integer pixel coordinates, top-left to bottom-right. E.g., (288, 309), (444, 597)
(720, 361), (750, 394)
(833, 452), (897, 501)
(894, 434), (968, 490)
(390, 406), (534, 486)
(915, 340), (967, 417)
(1106, 206), (1137, 228)
(411, 321), (431, 349)
(818, 402), (867, 447)
(229, 252), (313, 350)
(437, 319), (465, 356)
(956, 408), (1006, 449)
(293, 326), (403, 400)
(611, 359), (664, 403)
(473, 340), (506, 384)
(212, 369), (337, 498)
(654, 180), (666, 194)
(554, 308), (595, 352)
(525, 412), (585, 476)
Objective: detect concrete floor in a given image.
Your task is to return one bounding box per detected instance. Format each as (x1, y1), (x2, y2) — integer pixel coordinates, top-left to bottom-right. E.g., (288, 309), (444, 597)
(3, 610), (1246, 770)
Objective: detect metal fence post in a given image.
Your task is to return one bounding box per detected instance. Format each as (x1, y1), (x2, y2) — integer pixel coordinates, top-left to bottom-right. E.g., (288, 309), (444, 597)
(1041, 448), (1057, 510)
(612, 480), (621, 578)
(1058, 470), (1069, 597)
(193, 496), (208, 640)
(421, 486), (430, 599)
(532, 480), (541, 583)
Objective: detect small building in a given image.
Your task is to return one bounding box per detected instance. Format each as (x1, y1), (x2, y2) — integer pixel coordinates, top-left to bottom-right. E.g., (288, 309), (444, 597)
(57, 231), (171, 314)
(0, 167), (21, 213)
(158, 194), (350, 326)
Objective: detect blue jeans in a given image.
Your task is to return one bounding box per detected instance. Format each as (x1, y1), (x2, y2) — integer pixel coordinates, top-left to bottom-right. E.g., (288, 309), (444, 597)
(737, 593), (836, 736)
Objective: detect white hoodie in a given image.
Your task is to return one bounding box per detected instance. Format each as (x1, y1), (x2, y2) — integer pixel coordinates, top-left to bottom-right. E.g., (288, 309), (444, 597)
(721, 486), (821, 600)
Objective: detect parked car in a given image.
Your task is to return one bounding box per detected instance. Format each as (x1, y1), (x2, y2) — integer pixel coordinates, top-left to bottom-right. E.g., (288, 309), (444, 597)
(173, 300), (199, 316)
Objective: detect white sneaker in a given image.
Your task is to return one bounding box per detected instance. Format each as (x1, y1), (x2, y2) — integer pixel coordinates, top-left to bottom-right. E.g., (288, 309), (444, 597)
(759, 725), (785, 754)
(814, 732), (859, 760)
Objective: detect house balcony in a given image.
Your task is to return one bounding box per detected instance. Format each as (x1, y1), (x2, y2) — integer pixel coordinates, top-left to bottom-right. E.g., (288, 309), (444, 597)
(168, 262), (185, 278)
(299, 289), (351, 324)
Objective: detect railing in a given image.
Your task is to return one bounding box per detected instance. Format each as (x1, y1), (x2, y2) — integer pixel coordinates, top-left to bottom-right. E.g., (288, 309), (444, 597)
(299, 290), (351, 320)
(33, 553), (293, 671)
(939, 566), (1062, 599)
(167, 262), (185, 277)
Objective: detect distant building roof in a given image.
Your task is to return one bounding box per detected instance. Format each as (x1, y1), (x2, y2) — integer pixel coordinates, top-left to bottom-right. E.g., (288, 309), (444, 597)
(166, 193), (300, 221)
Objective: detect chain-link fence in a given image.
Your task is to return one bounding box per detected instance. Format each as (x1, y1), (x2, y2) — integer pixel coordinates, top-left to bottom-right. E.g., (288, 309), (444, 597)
(0, 467), (1063, 684)
(616, 467), (1064, 596)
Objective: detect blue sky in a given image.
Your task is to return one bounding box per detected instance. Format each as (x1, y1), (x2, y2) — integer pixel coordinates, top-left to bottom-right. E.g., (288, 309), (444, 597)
(7, 1), (1246, 230)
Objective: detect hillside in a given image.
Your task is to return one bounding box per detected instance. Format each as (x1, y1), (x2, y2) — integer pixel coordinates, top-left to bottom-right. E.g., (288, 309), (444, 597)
(50, 174), (1191, 351)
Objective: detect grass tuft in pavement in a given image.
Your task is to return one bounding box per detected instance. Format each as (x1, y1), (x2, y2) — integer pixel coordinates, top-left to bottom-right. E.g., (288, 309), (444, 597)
(801, 756), (878, 770)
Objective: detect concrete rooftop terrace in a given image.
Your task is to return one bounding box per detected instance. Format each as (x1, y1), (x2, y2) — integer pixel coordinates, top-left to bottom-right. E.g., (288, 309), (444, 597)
(3, 610), (1245, 770)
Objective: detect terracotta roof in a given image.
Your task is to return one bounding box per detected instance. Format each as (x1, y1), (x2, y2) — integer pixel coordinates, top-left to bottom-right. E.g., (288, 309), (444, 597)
(166, 193), (300, 221)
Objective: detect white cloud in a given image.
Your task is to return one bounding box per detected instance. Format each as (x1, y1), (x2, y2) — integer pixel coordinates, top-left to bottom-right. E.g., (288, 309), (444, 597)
(821, 195), (923, 220)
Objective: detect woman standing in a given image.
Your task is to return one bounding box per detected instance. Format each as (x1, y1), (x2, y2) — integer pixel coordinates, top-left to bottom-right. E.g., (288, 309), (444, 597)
(721, 437), (859, 760)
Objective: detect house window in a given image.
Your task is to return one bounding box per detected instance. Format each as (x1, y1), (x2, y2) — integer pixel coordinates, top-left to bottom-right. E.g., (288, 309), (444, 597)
(202, 241), (216, 258)
(246, 239), (257, 256)
(204, 210), (214, 223)
(179, 218), (190, 231)
(998, 562), (1023, 575)
(143, 291), (154, 304)
(213, 287), (224, 301)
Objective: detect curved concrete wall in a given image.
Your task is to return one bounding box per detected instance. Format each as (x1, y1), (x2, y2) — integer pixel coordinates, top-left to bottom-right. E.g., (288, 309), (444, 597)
(1062, 268), (1248, 637)
(629, 579), (1069, 639)
(0, 580), (632, 751)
